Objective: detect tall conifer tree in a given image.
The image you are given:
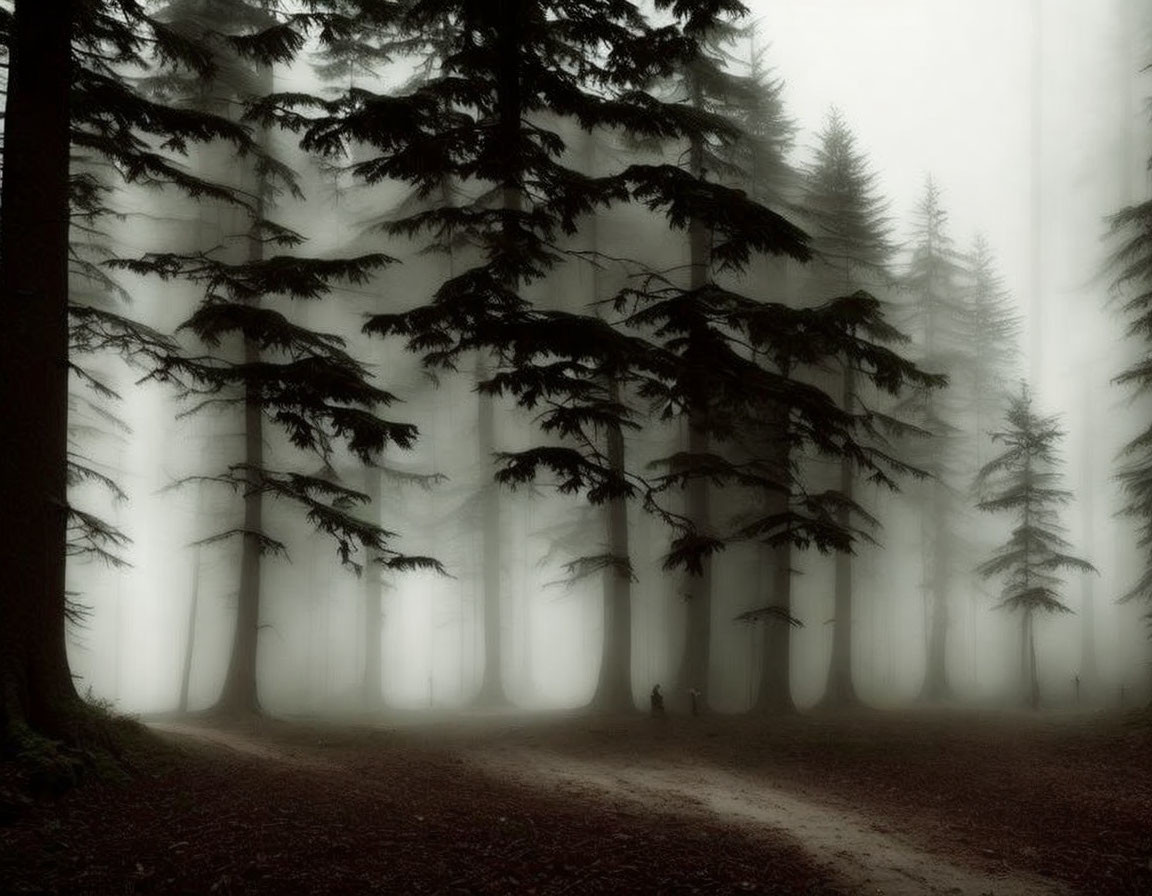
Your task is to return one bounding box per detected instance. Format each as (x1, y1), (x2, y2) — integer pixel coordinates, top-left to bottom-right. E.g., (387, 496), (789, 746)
(899, 176), (969, 702)
(118, 1), (442, 714)
(0, 0), (304, 743)
(800, 108), (894, 708)
(975, 386), (1095, 708)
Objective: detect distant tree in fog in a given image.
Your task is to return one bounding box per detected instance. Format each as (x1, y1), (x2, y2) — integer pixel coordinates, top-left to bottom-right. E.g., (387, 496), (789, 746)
(960, 234), (1021, 465)
(975, 385), (1095, 709)
(601, 8), (939, 714)
(723, 38), (802, 715)
(799, 107), (896, 710)
(897, 176), (970, 703)
(728, 31), (797, 211)
(618, 6), (929, 715)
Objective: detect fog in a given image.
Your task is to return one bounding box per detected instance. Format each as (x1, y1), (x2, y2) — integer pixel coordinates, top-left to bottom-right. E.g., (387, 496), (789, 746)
(64, 0), (1152, 718)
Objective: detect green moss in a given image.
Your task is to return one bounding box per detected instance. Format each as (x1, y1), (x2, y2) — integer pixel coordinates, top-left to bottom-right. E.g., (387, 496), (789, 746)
(2, 691), (161, 803)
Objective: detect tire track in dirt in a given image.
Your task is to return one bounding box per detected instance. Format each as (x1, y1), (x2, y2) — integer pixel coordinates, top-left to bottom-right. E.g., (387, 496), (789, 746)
(475, 747), (1073, 896)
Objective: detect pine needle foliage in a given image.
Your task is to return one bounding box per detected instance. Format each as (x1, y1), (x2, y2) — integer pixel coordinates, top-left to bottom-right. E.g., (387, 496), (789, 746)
(263, 1), (730, 534)
(961, 233), (1021, 464)
(976, 385), (1096, 615)
(110, 1), (437, 575)
(1106, 84), (1152, 616)
(623, 24), (938, 566)
(799, 107), (893, 283)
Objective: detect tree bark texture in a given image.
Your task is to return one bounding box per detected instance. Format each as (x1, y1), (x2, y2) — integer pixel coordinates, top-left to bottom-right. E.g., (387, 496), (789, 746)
(0, 0), (80, 737)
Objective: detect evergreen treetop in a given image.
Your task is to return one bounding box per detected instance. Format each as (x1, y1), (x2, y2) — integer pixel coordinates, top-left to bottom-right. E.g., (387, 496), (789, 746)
(975, 385), (1095, 615)
(800, 107), (893, 284)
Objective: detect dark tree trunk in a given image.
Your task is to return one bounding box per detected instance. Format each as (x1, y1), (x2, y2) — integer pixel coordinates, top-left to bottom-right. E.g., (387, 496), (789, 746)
(0, 0), (81, 739)
(674, 120), (714, 711)
(753, 394), (795, 714)
(473, 355), (508, 706)
(475, 12), (522, 705)
(822, 361), (858, 708)
(755, 539), (795, 714)
(177, 541), (201, 713)
(213, 353), (264, 715)
(592, 379), (634, 712)
(581, 153), (635, 714)
(212, 88), (271, 716)
(678, 421), (713, 709)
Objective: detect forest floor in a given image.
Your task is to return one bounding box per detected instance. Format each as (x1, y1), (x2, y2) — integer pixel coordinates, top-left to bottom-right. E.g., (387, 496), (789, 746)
(1, 706), (1149, 895)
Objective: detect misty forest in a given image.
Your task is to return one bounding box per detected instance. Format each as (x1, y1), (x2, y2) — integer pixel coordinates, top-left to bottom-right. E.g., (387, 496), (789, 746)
(2, 0), (1152, 893)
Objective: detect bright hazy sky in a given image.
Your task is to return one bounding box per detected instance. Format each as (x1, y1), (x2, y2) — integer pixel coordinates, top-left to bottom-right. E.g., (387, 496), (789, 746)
(749, 0), (1143, 388)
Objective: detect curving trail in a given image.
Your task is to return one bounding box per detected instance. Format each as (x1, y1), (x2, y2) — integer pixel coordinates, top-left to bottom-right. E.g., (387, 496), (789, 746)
(473, 747), (1071, 896)
(150, 722), (1071, 896)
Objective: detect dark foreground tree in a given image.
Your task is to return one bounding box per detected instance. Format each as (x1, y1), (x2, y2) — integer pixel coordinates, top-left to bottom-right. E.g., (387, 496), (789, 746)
(975, 385), (1095, 709)
(0, 0), (357, 745)
(0, 0), (79, 742)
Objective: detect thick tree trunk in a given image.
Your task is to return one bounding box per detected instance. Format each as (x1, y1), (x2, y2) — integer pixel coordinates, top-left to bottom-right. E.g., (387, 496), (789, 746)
(474, 14), (522, 703)
(581, 154), (635, 714)
(823, 361), (858, 707)
(674, 123), (713, 711)
(592, 379), (634, 712)
(473, 355), (509, 706)
(177, 542), (201, 713)
(213, 368), (264, 715)
(212, 90), (271, 716)
(753, 396), (795, 714)
(0, 0), (81, 738)
(677, 417), (713, 710)
(755, 539), (795, 714)
(361, 467), (384, 709)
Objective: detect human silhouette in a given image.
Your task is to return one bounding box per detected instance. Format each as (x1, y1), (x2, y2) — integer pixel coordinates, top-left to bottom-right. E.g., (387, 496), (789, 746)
(650, 684), (665, 716)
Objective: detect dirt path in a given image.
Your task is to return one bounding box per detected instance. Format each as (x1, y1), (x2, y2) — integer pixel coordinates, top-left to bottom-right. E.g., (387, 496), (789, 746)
(476, 747), (1071, 896)
(149, 723), (1071, 896)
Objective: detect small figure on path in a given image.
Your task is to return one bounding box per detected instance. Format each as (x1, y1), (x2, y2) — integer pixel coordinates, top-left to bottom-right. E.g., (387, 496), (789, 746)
(650, 684), (665, 716)
(688, 687), (701, 717)
(1074, 673), (1080, 705)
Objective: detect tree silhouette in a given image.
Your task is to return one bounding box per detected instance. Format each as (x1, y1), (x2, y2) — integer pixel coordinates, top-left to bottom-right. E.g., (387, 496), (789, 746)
(975, 385), (1095, 709)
